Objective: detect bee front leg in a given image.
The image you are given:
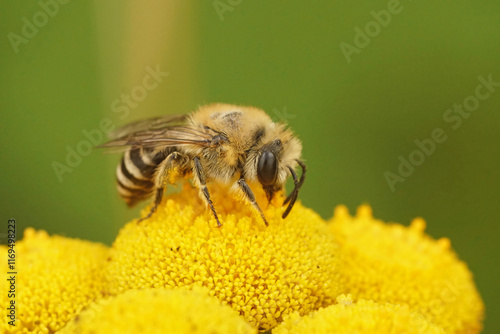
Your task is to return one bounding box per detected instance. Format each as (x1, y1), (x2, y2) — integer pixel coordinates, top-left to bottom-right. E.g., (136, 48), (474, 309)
(237, 178), (269, 226)
(138, 151), (183, 222)
(193, 156), (221, 227)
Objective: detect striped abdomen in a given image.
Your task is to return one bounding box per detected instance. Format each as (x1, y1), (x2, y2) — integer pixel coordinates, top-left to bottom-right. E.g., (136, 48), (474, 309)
(116, 147), (168, 207)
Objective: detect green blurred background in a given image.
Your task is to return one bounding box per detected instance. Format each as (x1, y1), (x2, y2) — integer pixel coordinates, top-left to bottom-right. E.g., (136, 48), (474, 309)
(1, 1), (498, 332)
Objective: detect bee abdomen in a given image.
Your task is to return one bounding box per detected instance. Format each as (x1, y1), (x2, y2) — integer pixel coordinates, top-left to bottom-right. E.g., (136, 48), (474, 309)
(116, 147), (166, 207)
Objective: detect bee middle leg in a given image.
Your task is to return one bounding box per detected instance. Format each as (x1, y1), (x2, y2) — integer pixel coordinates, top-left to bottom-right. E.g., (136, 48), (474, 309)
(138, 151), (184, 222)
(193, 156), (221, 227)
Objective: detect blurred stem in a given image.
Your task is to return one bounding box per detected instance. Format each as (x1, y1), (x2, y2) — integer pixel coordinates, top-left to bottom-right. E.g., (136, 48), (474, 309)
(92, 0), (199, 232)
(123, 0), (199, 117)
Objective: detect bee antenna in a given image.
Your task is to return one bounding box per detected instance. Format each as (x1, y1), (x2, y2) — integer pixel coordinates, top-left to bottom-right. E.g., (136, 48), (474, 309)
(283, 160), (306, 206)
(283, 167), (299, 218)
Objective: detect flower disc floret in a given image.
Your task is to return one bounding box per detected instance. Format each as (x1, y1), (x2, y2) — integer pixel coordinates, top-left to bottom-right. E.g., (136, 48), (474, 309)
(329, 205), (484, 334)
(274, 294), (445, 334)
(104, 184), (343, 330)
(58, 287), (256, 334)
(0, 228), (109, 333)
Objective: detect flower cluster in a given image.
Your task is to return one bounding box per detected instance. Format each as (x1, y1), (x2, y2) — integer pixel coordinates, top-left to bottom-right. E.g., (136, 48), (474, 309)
(0, 228), (109, 333)
(104, 185), (344, 330)
(329, 205), (484, 333)
(2, 184), (484, 333)
(58, 287), (256, 334)
(274, 294), (445, 334)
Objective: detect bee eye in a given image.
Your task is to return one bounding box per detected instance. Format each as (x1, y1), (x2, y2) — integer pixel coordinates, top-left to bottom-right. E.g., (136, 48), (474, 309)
(257, 151), (277, 186)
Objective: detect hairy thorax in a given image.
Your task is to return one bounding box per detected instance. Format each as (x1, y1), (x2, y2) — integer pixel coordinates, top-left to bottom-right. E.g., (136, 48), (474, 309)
(189, 104), (274, 184)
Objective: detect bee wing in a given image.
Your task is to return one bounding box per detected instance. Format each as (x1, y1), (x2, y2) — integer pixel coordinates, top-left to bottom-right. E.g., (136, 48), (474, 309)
(99, 118), (213, 153)
(107, 114), (189, 140)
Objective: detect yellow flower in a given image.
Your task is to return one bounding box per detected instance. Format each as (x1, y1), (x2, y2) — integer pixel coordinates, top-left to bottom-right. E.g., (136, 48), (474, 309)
(329, 205), (484, 334)
(57, 287), (256, 334)
(0, 228), (109, 333)
(274, 294), (445, 334)
(104, 184), (343, 331)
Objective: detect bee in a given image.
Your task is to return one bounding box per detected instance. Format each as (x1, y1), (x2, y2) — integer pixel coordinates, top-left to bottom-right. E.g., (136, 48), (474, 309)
(100, 103), (306, 226)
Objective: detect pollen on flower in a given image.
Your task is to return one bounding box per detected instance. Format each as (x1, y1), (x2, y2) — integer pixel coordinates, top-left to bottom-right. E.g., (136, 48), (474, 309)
(336, 294), (352, 306)
(328, 205), (484, 334)
(273, 294), (445, 334)
(57, 287), (256, 334)
(0, 228), (109, 334)
(104, 184), (343, 331)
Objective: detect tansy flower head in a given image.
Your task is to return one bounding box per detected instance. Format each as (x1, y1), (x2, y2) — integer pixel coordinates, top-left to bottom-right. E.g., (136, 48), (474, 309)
(0, 228), (109, 333)
(104, 184), (344, 330)
(329, 205), (484, 334)
(57, 287), (256, 334)
(274, 294), (445, 334)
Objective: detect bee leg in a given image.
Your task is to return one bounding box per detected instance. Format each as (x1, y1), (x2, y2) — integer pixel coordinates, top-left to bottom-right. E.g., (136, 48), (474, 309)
(237, 178), (269, 226)
(138, 151), (183, 222)
(193, 157), (222, 227)
(284, 159), (306, 206)
(282, 167), (299, 218)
